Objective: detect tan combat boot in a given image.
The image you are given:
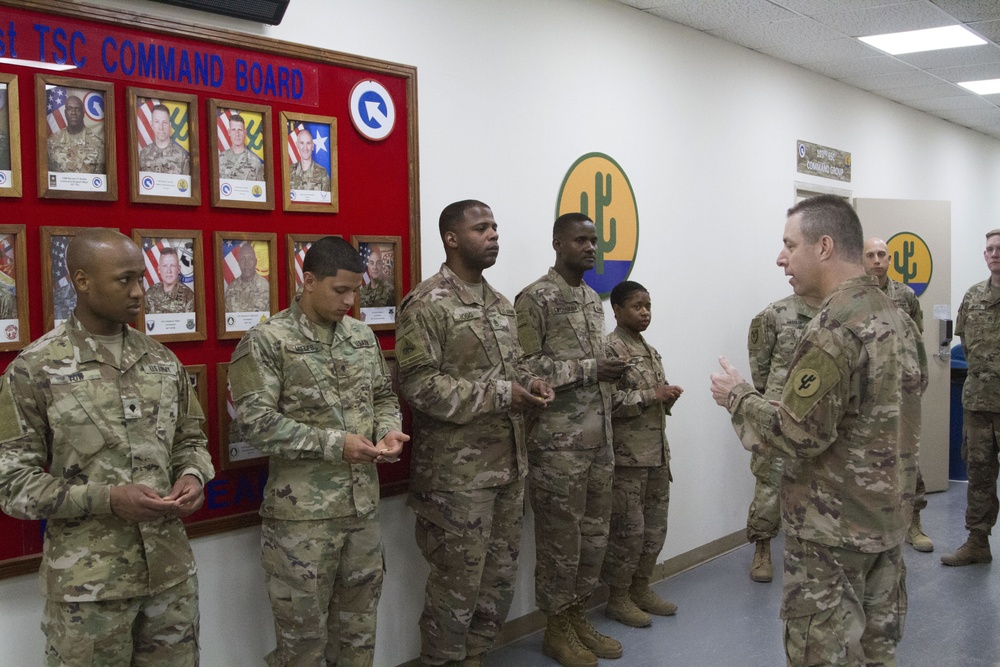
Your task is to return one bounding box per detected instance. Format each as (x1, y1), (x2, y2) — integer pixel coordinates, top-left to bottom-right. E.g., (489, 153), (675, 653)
(941, 530), (992, 566)
(749, 539), (774, 582)
(905, 514), (934, 552)
(604, 587), (652, 628)
(629, 578), (678, 616)
(543, 611), (598, 667)
(567, 601), (623, 659)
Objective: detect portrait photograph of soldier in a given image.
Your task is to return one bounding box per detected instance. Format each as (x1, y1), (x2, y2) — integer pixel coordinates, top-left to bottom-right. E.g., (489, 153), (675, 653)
(129, 89), (200, 204)
(215, 233), (277, 338)
(0, 225), (28, 351)
(135, 230), (205, 342)
(356, 237), (401, 329)
(209, 100), (273, 210)
(280, 112), (338, 212)
(38, 77), (115, 197)
(217, 363), (266, 468)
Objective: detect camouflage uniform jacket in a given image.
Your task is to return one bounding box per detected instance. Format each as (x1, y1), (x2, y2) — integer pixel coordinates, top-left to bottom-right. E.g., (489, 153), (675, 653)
(726, 276), (927, 552)
(144, 281), (195, 314)
(225, 273), (270, 313)
(138, 141), (190, 175)
(289, 161), (331, 192)
(882, 278), (924, 333)
(515, 268), (613, 451)
(361, 278), (395, 309)
(748, 295), (820, 400)
(219, 148), (264, 181)
(397, 263), (537, 492)
(606, 326), (670, 467)
(957, 279), (1000, 412)
(0, 314), (213, 601)
(47, 128), (105, 174)
(0, 286), (14, 319)
(229, 299), (401, 520)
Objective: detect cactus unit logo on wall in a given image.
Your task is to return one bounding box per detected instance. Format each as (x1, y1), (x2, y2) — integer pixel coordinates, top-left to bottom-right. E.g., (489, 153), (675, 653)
(886, 232), (932, 297)
(557, 153), (638, 296)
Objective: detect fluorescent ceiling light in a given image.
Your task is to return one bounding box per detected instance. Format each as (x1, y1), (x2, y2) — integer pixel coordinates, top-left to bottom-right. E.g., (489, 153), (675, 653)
(0, 58), (76, 72)
(958, 78), (1000, 95)
(859, 25), (985, 55)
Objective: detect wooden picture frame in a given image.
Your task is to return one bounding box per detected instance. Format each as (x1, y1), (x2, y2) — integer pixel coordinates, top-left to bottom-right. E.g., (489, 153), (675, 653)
(214, 231), (278, 340)
(0, 225), (29, 351)
(279, 111), (338, 213)
(207, 98), (274, 210)
(184, 364), (209, 437)
(285, 233), (342, 303)
(40, 226), (86, 332)
(352, 235), (401, 331)
(132, 229), (207, 342)
(217, 362), (267, 469)
(35, 74), (116, 201)
(127, 87), (201, 206)
(0, 74), (22, 198)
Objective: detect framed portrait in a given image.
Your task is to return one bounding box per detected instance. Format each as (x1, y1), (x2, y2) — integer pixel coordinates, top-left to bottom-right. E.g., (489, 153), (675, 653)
(0, 74), (22, 199)
(0, 225), (29, 351)
(132, 229), (206, 342)
(127, 88), (201, 205)
(217, 362), (267, 469)
(40, 226), (86, 332)
(184, 364), (208, 437)
(207, 98), (273, 210)
(285, 233), (342, 302)
(352, 235), (402, 331)
(214, 231), (278, 340)
(279, 111), (338, 213)
(35, 74), (116, 201)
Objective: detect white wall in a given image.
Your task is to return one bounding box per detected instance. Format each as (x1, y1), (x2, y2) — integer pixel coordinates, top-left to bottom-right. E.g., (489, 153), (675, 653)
(3, 0), (1000, 665)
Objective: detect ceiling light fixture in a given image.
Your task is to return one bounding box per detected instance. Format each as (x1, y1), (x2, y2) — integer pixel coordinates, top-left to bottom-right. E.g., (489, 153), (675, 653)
(958, 78), (1000, 95)
(859, 25), (985, 55)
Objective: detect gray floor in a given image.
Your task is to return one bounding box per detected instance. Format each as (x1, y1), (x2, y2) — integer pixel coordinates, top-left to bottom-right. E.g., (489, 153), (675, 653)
(489, 481), (1000, 666)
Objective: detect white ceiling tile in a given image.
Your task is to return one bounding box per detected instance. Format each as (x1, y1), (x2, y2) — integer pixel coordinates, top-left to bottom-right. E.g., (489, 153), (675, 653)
(929, 62), (1000, 83)
(897, 43), (1000, 69)
(877, 81), (973, 101)
(772, 0), (910, 16)
(905, 93), (994, 111)
(930, 0), (1000, 23)
(760, 38), (884, 65)
(810, 1), (957, 37)
(708, 17), (845, 50)
(842, 68), (944, 90)
(803, 55), (917, 79)
(646, 0), (797, 32)
(968, 20), (1000, 43)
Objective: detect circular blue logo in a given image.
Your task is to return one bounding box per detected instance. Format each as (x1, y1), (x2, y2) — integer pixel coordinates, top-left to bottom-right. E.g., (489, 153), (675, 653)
(141, 176), (155, 190)
(92, 177), (103, 188)
(0, 172), (7, 185)
(221, 183), (233, 196)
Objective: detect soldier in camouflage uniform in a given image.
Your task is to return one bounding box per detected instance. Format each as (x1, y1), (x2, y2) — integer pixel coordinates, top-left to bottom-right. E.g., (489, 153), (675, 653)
(361, 244), (396, 309)
(144, 248), (195, 314)
(229, 236), (407, 666)
(863, 237), (934, 553)
(289, 129), (331, 192)
(0, 125), (10, 171)
(0, 228), (214, 666)
(599, 281), (683, 630)
(712, 196), (927, 666)
(219, 114), (264, 181)
(941, 228), (1000, 566)
(225, 242), (270, 313)
(396, 200), (553, 666)
(0, 285), (14, 319)
(744, 294), (820, 583)
(138, 104), (190, 175)
(47, 95), (105, 174)
(515, 212), (628, 667)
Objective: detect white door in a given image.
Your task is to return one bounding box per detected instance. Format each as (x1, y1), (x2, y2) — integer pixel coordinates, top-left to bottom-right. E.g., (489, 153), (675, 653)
(855, 198), (951, 492)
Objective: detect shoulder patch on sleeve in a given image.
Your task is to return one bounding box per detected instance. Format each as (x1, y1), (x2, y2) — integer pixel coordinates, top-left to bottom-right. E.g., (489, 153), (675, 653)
(0, 375), (25, 443)
(517, 319), (541, 355)
(395, 324), (432, 371)
(781, 346), (840, 423)
(229, 336), (265, 401)
(747, 316), (765, 351)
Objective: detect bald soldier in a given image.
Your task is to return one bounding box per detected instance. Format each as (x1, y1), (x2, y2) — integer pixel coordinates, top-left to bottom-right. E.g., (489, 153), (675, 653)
(219, 114), (264, 181)
(139, 104), (190, 176)
(361, 244), (395, 309)
(48, 95), (105, 174)
(289, 128), (331, 192)
(0, 228), (214, 666)
(863, 237), (933, 552)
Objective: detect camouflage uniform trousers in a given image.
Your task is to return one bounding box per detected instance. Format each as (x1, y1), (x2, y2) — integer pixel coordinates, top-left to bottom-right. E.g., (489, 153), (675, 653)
(782, 536), (906, 667)
(600, 464), (670, 588)
(961, 410), (1000, 534)
(528, 447), (613, 614)
(261, 513), (383, 667)
(42, 574), (199, 667)
(412, 480), (524, 664)
(747, 451), (783, 542)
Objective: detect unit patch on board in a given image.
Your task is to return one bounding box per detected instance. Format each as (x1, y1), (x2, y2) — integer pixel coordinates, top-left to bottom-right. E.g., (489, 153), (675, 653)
(556, 152), (638, 296)
(887, 231), (932, 297)
(349, 80), (395, 141)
